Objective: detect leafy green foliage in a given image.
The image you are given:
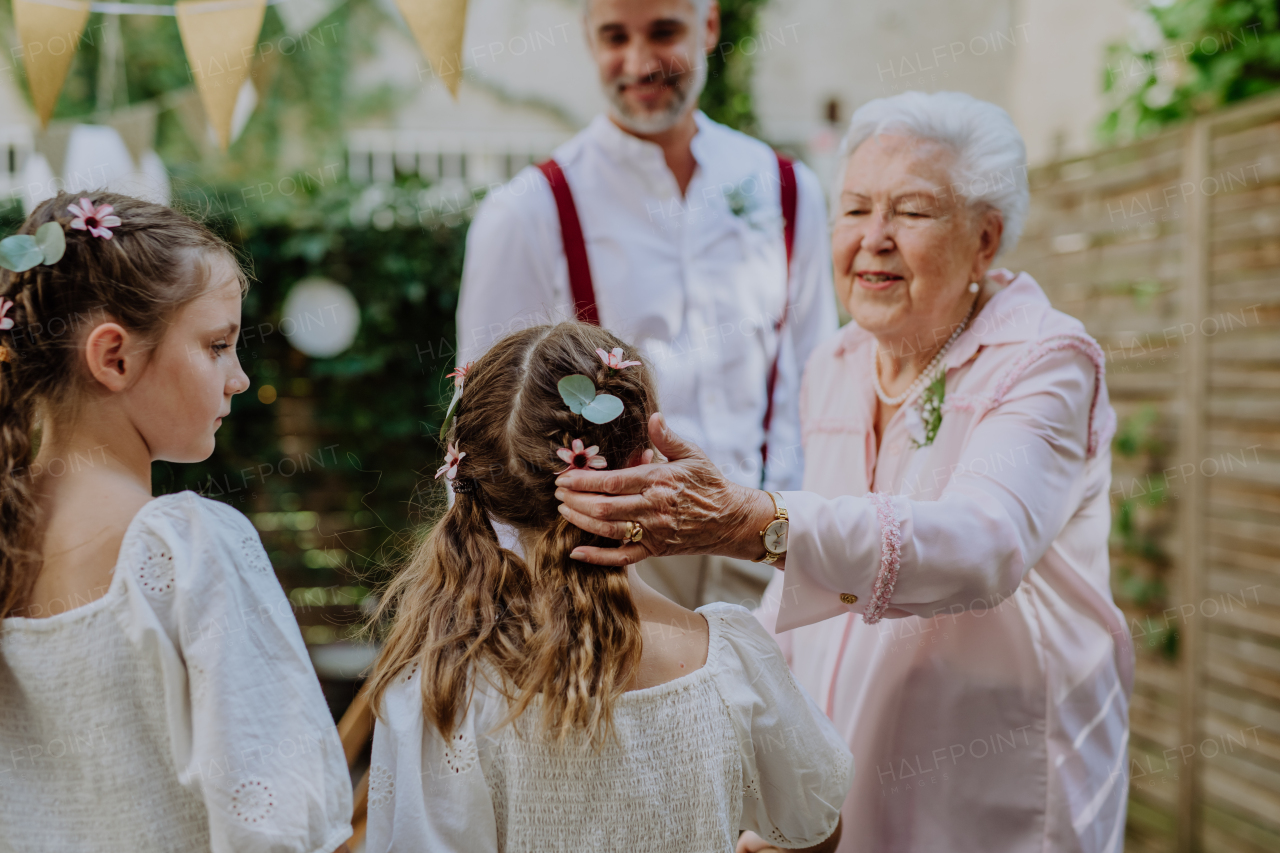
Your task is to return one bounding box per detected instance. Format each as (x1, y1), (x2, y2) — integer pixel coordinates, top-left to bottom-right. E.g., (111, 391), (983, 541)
(0, 0), (771, 603)
(1109, 406), (1177, 660)
(700, 0), (767, 133)
(41, 0), (393, 188)
(1100, 0), (1280, 142)
(152, 176), (470, 593)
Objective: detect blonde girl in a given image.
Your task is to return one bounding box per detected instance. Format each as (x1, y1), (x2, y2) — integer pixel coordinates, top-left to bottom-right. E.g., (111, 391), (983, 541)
(365, 323), (852, 852)
(0, 193), (353, 852)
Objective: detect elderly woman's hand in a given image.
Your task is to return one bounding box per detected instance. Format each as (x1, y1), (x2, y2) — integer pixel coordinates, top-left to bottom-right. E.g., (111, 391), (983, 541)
(554, 412), (777, 567)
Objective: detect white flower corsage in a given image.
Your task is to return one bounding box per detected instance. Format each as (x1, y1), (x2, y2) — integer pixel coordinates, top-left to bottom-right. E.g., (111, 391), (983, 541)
(908, 374), (947, 448)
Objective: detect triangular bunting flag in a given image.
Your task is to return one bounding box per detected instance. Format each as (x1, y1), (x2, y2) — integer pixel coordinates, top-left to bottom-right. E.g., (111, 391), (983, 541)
(393, 0), (469, 98)
(34, 121), (75, 177)
(167, 88), (212, 153)
(13, 0), (91, 127)
(106, 102), (159, 168)
(175, 0), (267, 150)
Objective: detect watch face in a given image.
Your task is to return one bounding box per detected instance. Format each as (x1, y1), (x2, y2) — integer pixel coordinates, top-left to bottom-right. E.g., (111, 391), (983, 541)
(764, 519), (788, 553)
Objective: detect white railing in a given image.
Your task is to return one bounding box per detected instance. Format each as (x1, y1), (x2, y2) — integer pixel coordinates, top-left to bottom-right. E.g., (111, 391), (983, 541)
(346, 129), (573, 188)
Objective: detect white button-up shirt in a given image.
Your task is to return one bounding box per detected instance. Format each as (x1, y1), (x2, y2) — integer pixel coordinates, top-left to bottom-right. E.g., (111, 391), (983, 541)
(456, 112), (837, 489)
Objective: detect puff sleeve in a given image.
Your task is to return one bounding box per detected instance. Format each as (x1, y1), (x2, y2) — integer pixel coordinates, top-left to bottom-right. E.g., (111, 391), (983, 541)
(134, 492), (354, 853)
(706, 604), (852, 848)
(365, 668), (499, 853)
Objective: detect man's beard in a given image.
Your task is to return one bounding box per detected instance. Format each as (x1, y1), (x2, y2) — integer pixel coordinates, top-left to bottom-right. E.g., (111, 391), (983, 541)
(605, 59), (708, 135)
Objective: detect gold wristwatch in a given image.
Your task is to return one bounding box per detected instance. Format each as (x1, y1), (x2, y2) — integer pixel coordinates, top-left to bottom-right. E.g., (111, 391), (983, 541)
(752, 491), (789, 565)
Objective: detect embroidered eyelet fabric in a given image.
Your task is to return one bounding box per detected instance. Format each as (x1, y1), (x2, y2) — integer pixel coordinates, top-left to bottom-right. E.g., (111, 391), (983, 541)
(366, 603), (853, 853)
(0, 491), (353, 853)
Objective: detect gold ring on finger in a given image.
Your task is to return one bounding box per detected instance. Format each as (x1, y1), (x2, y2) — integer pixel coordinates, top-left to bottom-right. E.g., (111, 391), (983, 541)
(624, 521), (644, 543)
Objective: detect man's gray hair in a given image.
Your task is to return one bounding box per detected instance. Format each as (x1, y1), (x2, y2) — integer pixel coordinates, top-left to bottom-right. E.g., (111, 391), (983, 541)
(582, 0), (713, 20)
(835, 91), (1030, 256)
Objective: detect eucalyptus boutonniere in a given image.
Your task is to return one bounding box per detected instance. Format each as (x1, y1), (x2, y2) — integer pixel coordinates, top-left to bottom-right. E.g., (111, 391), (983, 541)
(905, 373), (946, 448)
(725, 177), (775, 232)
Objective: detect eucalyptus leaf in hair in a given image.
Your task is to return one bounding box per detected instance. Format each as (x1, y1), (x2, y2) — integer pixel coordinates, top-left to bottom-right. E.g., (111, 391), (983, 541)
(558, 374), (624, 424)
(0, 222), (67, 272)
(439, 385), (463, 440)
(0, 236), (42, 273)
(34, 222), (65, 264)
(581, 394), (623, 424)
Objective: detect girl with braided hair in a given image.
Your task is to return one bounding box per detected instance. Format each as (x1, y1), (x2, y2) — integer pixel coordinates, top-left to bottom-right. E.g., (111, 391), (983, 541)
(0, 193), (353, 852)
(364, 323), (852, 853)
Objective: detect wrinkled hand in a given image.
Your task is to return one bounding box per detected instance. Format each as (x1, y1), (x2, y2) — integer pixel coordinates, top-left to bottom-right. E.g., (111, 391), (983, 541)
(554, 413), (772, 567)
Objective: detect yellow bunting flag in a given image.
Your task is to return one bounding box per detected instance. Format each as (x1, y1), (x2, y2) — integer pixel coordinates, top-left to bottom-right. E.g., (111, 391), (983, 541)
(34, 121), (74, 176)
(175, 0), (267, 150)
(393, 0), (469, 98)
(107, 102), (159, 167)
(13, 0), (91, 127)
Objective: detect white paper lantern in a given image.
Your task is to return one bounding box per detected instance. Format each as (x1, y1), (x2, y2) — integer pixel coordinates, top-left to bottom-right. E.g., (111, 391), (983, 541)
(281, 278), (360, 358)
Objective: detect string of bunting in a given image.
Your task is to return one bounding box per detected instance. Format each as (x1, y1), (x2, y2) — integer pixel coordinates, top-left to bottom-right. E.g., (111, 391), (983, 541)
(22, 0), (284, 16)
(9, 0), (469, 149)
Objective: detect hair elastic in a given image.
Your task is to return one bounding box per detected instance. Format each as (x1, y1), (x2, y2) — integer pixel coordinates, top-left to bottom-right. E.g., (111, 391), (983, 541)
(451, 477), (479, 496)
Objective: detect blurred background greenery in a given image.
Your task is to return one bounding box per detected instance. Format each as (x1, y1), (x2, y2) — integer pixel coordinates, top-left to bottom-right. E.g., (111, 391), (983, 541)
(2, 0), (1277, 677)
(4, 0), (1280, 846)
(1101, 0), (1280, 142)
(0, 0), (772, 678)
(1, 0), (1276, 691)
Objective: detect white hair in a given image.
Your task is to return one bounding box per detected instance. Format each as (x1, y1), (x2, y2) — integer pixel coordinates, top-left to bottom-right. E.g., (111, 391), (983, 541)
(835, 91), (1030, 256)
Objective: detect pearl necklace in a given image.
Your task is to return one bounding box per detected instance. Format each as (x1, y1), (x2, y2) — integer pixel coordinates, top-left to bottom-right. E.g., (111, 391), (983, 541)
(872, 297), (977, 407)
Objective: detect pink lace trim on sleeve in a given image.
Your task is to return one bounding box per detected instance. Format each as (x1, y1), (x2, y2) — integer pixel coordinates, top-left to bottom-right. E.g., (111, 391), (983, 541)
(863, 492), (902, 625)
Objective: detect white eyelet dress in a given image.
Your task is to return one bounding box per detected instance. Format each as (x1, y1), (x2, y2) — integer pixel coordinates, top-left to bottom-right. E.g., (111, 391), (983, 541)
(0, 491), (354, 853)
(366, 603), (854, 853)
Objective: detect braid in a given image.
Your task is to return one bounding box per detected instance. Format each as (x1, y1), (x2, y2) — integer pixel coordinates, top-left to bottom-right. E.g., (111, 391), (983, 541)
(0, 290), (40, 618)
(449, 476), (480, 497)
(369, 323), (656, 746)
(0, 191), (245, 620)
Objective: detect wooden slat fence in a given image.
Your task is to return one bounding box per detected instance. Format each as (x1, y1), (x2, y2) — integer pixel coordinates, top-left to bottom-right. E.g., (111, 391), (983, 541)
(1003, 91), (1280, 853)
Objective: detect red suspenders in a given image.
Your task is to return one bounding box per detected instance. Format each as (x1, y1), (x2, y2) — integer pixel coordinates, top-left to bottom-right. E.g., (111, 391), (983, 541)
(536, 153), (798, 477)
(536, 159), (601, 325)
(762, 154), (797, 470)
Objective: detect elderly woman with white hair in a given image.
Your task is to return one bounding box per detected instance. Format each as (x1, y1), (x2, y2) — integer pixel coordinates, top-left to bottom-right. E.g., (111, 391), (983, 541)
(555, 90), (1134, 853)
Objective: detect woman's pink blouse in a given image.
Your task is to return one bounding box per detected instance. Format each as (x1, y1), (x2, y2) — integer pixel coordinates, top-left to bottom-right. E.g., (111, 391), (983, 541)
(755, 272), (1135, 853)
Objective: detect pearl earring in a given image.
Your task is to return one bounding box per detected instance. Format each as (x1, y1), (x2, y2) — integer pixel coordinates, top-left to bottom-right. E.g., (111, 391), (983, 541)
(968, 281), (980, 294)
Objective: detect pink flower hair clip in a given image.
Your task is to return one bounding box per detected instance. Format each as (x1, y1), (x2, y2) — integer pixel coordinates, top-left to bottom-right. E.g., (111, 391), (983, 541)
(435, 443), (465, 480)
(556, 438), (607, 473)
(596, 347), (641, 371)
(67, 198), (121, 240)
(446, 362), (473, 389)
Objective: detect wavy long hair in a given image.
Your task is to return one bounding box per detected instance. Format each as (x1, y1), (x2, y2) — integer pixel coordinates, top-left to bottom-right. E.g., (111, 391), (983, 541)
(0, 192), (244, 621)
(367, 324), (657, 745)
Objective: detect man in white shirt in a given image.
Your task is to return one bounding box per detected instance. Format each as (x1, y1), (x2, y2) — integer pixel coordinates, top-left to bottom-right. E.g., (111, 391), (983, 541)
(456, 0), (836, 608)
